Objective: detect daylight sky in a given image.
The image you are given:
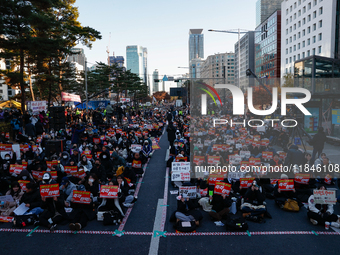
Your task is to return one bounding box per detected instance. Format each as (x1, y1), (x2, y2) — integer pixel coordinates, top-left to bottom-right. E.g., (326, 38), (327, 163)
(76, 0), (257, 79)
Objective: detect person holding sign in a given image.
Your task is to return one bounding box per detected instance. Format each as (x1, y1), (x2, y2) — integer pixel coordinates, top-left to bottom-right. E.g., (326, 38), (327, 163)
(208, 192), (232, 224)
(68, 185), (96, 231)
(0, 182), (23, 216)
(307, 185), (340, 227)
(241, 180), (266, 222)
(174, 195), (202, 227)
(19, 182), (43, 215)
(39, 193), (68, 232)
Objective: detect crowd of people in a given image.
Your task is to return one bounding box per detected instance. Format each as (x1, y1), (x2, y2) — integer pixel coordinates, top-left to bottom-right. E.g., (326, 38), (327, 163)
(0, 100), (339, 233)
(0, 103), (164, 231)
(166, 104), (340, 230)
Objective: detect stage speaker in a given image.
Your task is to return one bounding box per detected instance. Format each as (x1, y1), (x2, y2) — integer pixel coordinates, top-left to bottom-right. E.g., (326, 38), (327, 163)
(45, 139), (65, 157)
(49, 106), (65, 130)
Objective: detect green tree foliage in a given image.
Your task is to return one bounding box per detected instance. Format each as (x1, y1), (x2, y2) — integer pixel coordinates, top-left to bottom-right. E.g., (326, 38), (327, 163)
(0, 0), (101, 110)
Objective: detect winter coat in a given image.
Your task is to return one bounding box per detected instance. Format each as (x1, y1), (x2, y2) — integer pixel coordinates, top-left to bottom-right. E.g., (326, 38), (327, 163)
(25, 123), (36, 137)
(20, 188), (42, 210)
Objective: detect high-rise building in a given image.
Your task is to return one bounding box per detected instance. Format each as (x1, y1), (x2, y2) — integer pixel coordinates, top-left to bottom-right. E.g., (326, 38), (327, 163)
(126, 45), (147, 84)
(200, 52), (235, 86)
(143, 48), (148, 86)
(281, 0), (338, 78)
(189, 29), (204, 78)
(255, 10), (281, 80)
(235, 32), (255, 88)
(189, 58), (205, 79)
(256, 0), (282, 27)
(152, 69), (159, 94)
(109, 55), (125, 69)
(67, 48), (85, 67)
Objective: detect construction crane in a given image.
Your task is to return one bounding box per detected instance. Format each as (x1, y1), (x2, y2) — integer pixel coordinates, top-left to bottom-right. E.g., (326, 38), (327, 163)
(106, 32), (111, 66)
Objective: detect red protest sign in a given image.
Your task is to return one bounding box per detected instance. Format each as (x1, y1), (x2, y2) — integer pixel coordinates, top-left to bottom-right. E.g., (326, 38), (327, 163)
(0, 144), (12, 151)
(32, 171), (44, 180)
(46, 160), (58, 168)
(246, 138), (253, 145)
(18, 180), (30, 192)
(212, 144), (224, 152)
(75, 169), (86, 179)
(278, 151), (287, 160)
(93, 138), (100, 144)
(100, 135), (105, 140)
(0, 216), (13, 223)
(100, 185), (119, 198)
(278, 179), (294, 191)
(20, 145), (29, 152)
(261, 139), (270, 146)
(36, 137), (42, 143)
(240, 161), (249, 168)
(214, 182), (231, 196)
(240, 178), (255, 189)
(5, 133), (9, 139)
(175, 157), (187, 162)
(270, 179), (279, 185)
(9, 164), (23, 175)
(249, 157), (261, 166)
(107, 132), (115, 137)
(82, 150), (91, 155)
(252, 140), (261, 147)
(193, 156), (205, 165)
(22, 161), (28, 170)
(207, 155), (220, 165)
(40, 184), (60, 197)
(294, 174), (310, 184)
(324, 174), (332, 185)
(135, 131), (142, 137)
(64, 166), (78, 175)
(48, 171), (58, 179)
(208, 173), (224, 186)
(72, 190), (91, 204)
(262, 151), (273, 160)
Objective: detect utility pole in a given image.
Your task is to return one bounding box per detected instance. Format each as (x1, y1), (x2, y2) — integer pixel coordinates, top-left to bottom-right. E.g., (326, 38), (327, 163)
(85, 59), (88, 115)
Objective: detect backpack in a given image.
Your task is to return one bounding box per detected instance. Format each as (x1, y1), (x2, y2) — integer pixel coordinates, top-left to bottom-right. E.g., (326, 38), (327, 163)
(13, 214), (37, 228)
(225, 217), (248, 231)
(103, 210), (122, 225)
(283, 199), (299, 212)
(174, 220), (197, 232)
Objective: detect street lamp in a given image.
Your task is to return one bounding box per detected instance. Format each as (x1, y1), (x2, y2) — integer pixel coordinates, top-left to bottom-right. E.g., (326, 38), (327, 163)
(208, 29), (262, 88)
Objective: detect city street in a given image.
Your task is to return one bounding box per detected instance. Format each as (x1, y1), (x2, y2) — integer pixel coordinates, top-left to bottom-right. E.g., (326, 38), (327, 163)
(1, 133), (339, 255)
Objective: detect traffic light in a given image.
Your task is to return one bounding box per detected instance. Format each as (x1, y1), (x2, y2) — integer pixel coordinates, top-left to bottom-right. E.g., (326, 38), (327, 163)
(154, 79), (160, 82)
(174, 79), (180, 82)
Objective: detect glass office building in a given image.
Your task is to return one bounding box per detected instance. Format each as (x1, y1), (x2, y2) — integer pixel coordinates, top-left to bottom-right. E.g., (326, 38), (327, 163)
(189, 29), (204, 78)
(126, 45), (147, 83)
(255, 11), (281, 81)
(256, 0), (282, 27)
(294, 55), (340, 138)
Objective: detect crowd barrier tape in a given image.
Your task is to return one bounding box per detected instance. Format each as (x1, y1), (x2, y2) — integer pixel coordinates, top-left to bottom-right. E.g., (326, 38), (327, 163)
(0, 228), (339, 236)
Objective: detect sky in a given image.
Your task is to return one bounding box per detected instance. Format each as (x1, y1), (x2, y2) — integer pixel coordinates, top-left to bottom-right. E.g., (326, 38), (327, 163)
(76, 0), (257, 79)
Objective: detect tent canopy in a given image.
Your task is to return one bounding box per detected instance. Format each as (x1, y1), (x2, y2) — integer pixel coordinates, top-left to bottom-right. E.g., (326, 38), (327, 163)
(0, 100), (21, 110)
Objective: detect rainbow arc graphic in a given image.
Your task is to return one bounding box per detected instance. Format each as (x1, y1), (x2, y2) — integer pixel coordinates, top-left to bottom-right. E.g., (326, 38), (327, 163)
(197, 82), (223, 106)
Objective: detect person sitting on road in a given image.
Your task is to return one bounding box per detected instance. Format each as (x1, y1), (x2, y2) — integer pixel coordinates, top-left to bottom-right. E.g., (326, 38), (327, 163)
(68, 184), (96, 231)
(0, 182), (24, 216)
(208, 193), (232, 226)
(307, 185), (340, 228)
(20, 182), (43, 215)
(175, 195), (202, 226)
(241, 180), (266, 222)
(78, 155), (93, 172)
